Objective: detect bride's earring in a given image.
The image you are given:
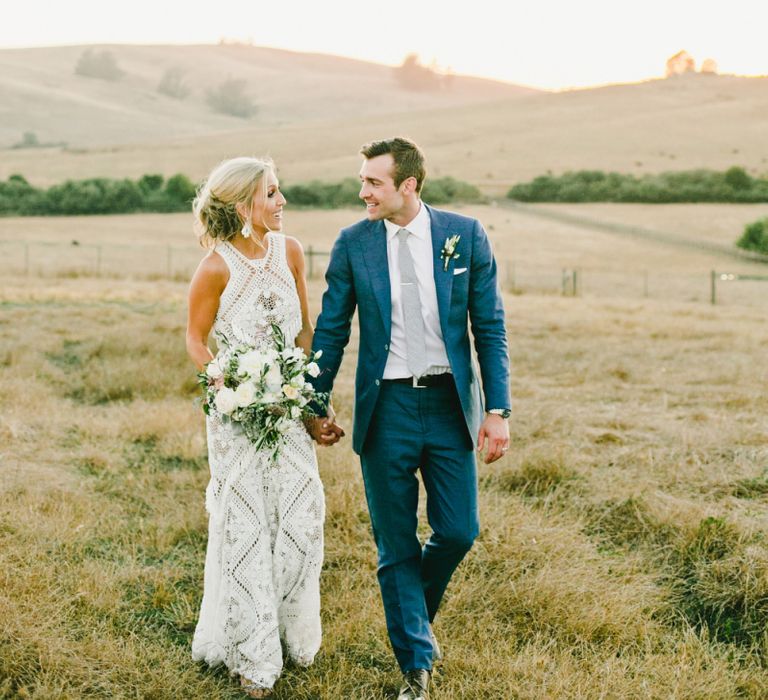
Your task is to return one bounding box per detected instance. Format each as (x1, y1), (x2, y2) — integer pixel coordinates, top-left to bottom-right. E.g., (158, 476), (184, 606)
(241, 219), (253, 239)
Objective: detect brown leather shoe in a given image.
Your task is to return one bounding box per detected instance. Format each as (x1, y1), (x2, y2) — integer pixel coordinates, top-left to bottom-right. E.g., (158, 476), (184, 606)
(397, 669), (431, 700)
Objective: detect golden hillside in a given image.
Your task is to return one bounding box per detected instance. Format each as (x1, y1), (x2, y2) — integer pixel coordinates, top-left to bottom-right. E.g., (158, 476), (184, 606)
(0, 44), (533, 148)
(1, 45), (766, 195)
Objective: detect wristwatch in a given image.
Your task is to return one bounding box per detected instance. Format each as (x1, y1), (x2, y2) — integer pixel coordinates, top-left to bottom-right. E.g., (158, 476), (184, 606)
(488, 408), (511, 419)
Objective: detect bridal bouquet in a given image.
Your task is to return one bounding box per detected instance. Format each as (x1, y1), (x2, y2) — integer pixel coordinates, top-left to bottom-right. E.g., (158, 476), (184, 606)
(198, 323), (325, 456)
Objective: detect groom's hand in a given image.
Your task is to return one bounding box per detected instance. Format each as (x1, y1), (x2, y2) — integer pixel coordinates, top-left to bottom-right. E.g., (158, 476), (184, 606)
(305, 415), (345, 446)
(477, 414), (510, 464)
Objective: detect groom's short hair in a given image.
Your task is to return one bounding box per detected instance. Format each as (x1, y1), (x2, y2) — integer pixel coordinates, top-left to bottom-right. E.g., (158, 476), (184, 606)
(360, 137), (426, 194)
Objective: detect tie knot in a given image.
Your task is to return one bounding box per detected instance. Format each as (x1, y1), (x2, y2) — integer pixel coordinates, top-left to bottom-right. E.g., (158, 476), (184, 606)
(397, 228), (410, 242)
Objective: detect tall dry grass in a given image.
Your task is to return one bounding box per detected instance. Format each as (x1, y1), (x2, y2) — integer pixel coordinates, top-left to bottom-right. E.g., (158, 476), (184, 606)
(2, 252), (768, 697)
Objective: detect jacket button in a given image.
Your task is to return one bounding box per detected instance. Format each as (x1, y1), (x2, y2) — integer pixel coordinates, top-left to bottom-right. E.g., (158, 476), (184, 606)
(375, 379), (380, 386)
(384, 344), (389, 350)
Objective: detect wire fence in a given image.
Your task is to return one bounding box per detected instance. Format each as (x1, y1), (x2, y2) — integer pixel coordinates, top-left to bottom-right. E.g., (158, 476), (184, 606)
(3, 239), (767, 308)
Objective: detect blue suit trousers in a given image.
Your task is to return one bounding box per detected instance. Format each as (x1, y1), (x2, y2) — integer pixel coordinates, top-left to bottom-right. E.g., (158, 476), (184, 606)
(360, 379), (480, 672)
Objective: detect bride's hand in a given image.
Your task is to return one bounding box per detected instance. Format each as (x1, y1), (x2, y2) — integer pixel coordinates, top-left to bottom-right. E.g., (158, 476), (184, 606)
(304, 413), (345, 446)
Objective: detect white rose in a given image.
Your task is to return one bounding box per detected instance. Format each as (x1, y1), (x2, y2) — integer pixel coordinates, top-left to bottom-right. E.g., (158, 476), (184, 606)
(262, 392), (278, 404)
(214, 387), (238, 415)
(265, 364), (283, 392)
(239, 350), (267, 377)
(282, 384), (299, 400)
(205, 358), (224, 379)
(281, 347), (295, 361)
(306, 362), (320, 378)
(234, 381), (257, 408)
(292, 347), (307, 361)
(291, 405), (301, 419)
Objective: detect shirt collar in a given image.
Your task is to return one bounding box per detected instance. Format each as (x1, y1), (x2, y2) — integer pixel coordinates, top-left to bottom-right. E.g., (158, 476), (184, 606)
(384, 201), (430, 242)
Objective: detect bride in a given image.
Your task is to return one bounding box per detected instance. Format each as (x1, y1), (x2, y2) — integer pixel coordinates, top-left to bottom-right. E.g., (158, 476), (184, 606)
(185, 157), (335, 697)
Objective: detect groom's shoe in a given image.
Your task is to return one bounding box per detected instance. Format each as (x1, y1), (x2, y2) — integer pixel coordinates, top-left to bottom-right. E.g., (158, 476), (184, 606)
(397, 669), (431, 700)
(430, 627), (442, 665)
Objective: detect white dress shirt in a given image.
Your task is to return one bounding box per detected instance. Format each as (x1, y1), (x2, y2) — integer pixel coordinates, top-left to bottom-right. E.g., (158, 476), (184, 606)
(382, 203), (451, 379)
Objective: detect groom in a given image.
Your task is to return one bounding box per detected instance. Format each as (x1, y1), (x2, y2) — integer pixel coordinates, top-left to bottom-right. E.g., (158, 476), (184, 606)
(308, 137), (510, 699)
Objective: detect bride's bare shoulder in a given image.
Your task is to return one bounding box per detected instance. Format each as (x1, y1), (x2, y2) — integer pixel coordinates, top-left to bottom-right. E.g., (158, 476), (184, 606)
(190, 248), (229, 293)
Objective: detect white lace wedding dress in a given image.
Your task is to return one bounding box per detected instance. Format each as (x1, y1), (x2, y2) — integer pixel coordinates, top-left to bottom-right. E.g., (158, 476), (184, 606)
(192, 233), (324, 691)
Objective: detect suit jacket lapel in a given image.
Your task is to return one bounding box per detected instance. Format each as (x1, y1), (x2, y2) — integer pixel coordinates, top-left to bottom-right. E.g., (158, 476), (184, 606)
(358, 219), (392, 338)
(428, 205), (455, 339)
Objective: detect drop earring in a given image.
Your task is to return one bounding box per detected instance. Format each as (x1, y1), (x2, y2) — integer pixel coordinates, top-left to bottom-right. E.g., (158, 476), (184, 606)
(241, 219), (253, 239)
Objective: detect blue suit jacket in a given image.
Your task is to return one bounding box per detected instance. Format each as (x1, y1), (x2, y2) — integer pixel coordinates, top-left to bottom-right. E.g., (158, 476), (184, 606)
(310, 204), (511, 454)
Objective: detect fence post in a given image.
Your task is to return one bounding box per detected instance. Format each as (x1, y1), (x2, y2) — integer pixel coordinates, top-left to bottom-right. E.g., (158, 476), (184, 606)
(561, 269), (568, 296)
(573, 268), (580, 297)
(710, 270), (716, 305)
(308, 246), (314, 280)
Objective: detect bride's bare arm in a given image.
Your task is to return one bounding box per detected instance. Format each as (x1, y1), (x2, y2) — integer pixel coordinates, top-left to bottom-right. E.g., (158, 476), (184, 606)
(186, 252), (229, 370)
(285, 236), (314, 357)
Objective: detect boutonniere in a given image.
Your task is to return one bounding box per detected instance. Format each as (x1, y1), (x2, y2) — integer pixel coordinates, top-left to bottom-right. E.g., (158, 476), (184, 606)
(440, 234), (461, 271)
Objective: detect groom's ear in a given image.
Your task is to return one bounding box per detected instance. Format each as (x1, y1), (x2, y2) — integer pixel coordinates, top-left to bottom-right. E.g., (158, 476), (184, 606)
(399, 176), (418, 196)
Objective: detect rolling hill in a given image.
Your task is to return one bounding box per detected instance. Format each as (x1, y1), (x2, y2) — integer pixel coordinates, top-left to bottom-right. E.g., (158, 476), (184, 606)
(1, 45), (767, 195)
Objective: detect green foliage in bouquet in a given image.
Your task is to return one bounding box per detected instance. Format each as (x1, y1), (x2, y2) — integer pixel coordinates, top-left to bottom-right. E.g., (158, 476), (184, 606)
(197, 324), (326, 459)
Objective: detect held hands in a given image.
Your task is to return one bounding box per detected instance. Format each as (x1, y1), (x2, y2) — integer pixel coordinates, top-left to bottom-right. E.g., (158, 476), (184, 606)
(477, 413), (510, 464)
(305, 405), (345, 447)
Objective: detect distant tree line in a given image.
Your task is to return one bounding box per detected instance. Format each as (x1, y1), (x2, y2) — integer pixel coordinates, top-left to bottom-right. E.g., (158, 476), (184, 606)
(0, 174), (197, 216)
(0, 174), (483, 217)
(507, 167), (768, 203)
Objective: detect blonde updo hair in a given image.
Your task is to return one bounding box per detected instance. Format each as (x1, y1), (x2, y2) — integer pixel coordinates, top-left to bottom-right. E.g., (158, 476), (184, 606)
(193, 156), (275, 247)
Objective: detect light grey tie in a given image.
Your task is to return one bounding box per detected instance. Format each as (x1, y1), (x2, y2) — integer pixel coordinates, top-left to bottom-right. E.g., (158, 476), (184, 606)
(397, 228), (428, 378)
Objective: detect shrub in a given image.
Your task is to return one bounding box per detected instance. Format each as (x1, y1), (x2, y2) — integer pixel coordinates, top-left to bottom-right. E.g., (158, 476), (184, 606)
(724, 166), (752, 191)
(206, 79), (256, 118)
(157, 67), (190, 100)
(164, 174), (197, 207)
(394, 53), (443, 91)
(0, 173), (484, 216)
(736, 218), (768, 255)
(507, 168), (768, 203)
(75, 49), (124, 81)
(423, 177), (485, 205)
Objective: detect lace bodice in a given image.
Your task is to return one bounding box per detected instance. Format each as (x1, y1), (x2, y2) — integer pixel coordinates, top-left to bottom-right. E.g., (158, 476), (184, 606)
(213, 234), (302, 352)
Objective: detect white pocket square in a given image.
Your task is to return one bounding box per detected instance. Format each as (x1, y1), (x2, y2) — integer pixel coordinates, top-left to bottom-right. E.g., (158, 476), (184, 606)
(453, 267), (467, 275)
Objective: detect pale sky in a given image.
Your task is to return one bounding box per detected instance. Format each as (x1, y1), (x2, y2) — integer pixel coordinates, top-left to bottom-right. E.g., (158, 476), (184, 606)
(2, 0), (766, 89)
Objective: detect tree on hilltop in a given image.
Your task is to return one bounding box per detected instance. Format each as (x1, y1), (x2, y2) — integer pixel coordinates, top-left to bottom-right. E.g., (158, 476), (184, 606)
(394, 53), (447, 91)
(158, 67), (191, 100)
(206, 79), (257, 118)
(665, 50), (696, 77)
(75, 49), (124, 81)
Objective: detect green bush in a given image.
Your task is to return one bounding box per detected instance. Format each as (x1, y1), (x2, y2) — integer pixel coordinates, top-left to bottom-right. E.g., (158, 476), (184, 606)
(508, 168), (768, 203)
(0, 173), (484, 217)
(736, 218), (768, 255)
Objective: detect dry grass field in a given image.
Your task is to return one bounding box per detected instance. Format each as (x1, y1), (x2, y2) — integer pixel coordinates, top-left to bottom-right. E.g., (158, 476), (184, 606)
(2, 202), (767, 305)
(2, 205), (768, 698)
